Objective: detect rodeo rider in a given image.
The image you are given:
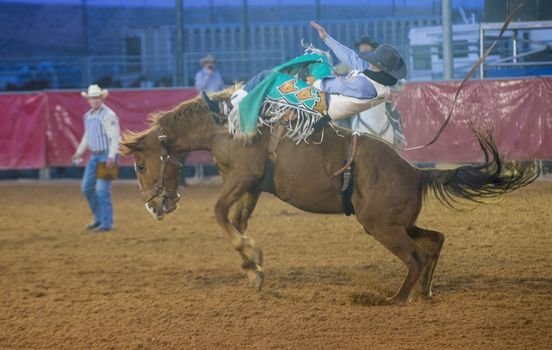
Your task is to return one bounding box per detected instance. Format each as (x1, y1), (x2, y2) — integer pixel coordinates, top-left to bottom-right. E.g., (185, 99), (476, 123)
(202, 21), (407, 123)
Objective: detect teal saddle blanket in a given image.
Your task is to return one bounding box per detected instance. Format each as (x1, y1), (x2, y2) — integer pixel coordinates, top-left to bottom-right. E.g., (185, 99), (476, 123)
(228, 52), (334, 142)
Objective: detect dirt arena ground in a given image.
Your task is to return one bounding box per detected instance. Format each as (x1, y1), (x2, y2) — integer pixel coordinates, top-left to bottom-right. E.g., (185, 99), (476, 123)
(1, 180), (551, 349)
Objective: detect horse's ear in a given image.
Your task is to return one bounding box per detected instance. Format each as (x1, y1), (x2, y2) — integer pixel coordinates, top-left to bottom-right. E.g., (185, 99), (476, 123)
(120, 132), (145, 155)
(119, 140), (142, 155)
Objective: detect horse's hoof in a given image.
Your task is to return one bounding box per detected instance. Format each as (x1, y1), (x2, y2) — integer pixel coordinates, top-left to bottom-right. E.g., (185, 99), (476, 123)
(421, 290), (433, 298)
(248, 270), (264, 292)
(386, 294), (411, 305)
(419, 294), (434, 302)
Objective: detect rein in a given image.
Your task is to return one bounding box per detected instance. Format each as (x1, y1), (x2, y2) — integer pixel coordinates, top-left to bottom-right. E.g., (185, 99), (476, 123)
(142, 134), (183, 203)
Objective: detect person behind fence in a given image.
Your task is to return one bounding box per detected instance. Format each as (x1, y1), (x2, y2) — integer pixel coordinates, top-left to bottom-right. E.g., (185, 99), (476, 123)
(71, 84), (120, 232)
(332, 35), (379, 76)
(194, 54), (224, 93)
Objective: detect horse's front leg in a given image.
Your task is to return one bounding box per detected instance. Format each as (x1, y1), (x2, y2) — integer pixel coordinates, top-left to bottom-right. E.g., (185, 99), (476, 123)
(215, 177), (264, 291)
(230, 191), (260, 234)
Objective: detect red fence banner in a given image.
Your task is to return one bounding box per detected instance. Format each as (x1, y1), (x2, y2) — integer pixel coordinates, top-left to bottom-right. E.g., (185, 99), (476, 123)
(1, 78), (551, 170)
(0, 93), (47, 169)
(395, 77), (552, 163)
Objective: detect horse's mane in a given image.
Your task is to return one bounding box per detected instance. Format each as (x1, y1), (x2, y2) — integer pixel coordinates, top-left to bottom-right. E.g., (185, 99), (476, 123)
(120, 84), (240, 154)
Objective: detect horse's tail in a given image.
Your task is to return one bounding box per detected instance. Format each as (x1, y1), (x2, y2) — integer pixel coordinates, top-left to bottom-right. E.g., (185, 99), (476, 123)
(419, 127), (540, 209)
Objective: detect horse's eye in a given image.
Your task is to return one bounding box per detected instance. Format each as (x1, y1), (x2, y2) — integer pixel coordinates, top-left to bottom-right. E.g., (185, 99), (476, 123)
(137, 163), (145, 172)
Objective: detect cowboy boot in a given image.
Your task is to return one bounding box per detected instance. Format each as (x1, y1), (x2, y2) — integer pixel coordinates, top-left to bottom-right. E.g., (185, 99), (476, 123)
(313, 115), (332, 132)
(201, 91), (231, 124)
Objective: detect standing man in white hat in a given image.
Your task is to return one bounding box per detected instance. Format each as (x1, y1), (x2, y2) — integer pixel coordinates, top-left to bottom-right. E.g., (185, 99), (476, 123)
(72, 84), (120, 232)
(194, 54), (224, 93)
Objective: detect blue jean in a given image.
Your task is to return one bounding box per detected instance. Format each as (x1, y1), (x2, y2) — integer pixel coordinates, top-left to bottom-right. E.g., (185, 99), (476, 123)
(81, 152), (113, 229)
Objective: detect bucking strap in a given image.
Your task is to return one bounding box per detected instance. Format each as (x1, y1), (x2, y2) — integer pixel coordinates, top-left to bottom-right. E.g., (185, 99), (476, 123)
(340, 161), (355, 216)
(255, 159), (276, 194)
(333, 133), (358, 178)
(268, 123), (286, 160)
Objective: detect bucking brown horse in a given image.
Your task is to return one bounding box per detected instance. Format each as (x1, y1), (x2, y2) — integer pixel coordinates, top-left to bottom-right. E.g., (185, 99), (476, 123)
(120, 88), (539, 304)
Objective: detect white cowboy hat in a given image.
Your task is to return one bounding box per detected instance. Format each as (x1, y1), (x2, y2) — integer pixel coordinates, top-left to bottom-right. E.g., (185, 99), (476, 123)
(81, 84), (109, 98)
(200, 54), (216, 64)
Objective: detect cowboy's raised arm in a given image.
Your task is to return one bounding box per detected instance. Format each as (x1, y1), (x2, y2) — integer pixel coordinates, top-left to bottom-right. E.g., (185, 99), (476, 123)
(310, 21), (369, 72)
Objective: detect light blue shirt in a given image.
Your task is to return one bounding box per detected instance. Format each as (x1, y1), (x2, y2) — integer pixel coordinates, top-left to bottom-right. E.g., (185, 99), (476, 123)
(85, 106), (110, 153)
(76, 104), (120, 159)
(317, 35), (377, 100)
(194, 68), (224, 93)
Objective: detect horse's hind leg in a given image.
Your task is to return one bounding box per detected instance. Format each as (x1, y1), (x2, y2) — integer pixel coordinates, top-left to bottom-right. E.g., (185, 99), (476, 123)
(365, 225), (430, 304)
(406, 226), (445, 297)
(230, 191), (260, 234)
(215, 178), (264, 291)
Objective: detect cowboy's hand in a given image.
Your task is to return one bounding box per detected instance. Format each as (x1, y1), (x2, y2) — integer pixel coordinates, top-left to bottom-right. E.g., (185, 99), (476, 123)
(310, 21), (328, 40)
(391, 79), (407, 93)
(71, 153), (81, 164)
(106, 158), (116, 170)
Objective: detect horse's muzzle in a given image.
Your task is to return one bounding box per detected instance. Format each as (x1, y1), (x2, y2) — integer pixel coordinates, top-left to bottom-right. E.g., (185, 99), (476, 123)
(162, 193), (180, 214)
(145, 193), (181, 220)
(145, 201), (164, 220)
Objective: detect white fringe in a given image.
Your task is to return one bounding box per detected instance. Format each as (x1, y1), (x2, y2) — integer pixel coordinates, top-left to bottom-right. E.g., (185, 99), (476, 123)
(227, 107), (256, 143)
(228, 98), (325, 144)
(227, 42), (332, 144)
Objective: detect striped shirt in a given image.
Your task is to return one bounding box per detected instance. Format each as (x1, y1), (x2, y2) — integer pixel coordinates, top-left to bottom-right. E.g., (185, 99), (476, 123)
(76, 104), (120, 159)
(85, 107), (110, 152)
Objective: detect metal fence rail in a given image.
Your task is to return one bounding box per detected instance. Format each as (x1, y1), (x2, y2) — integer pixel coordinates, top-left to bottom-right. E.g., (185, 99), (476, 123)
(183, 17), (441, 82)
(1, 16), (441, 89)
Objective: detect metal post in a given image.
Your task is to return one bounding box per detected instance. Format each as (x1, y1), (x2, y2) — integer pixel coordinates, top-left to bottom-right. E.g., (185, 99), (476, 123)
(176, 0), (184, 86)
(442, 0), (453, 80)
(82, 0), (89, 57)
(209, 0), (215, 23)
(242, 0), (249, 51)
(512, 29), (518, 63)
(82, 0), (90, 85)
(315, 0), (321, 20)
(39, 167), (51, 181)
(479, 24), (484, 78)
(194, 164), (204, 182)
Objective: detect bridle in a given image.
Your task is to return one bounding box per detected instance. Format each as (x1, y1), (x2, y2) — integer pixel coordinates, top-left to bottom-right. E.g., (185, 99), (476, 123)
(141, 134), (183, 206)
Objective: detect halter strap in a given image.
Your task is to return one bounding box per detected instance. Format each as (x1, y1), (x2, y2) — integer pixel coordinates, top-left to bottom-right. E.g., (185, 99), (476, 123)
(141, 134), (182, 203)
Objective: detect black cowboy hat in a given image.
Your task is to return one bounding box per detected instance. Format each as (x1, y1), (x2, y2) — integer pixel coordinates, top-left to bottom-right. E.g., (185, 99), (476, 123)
(359, 44), (407, 80)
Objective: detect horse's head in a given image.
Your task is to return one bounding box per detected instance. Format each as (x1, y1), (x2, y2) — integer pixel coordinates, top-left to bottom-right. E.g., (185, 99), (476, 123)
(120, 86), (240, 219)
(120, 128), (182, 220)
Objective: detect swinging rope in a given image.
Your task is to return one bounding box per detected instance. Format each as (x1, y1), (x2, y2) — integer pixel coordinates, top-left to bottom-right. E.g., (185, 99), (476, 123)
(402, 3), (523, 151)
